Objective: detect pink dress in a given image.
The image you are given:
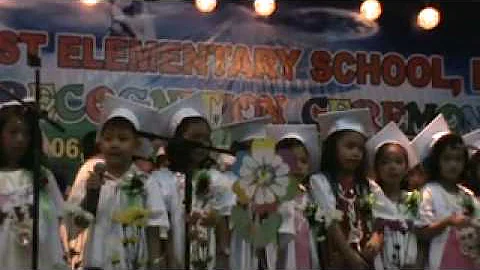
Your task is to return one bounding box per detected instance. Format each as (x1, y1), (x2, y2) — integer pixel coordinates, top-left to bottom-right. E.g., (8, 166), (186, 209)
(294, 194), (312, 269)
(440, 228), (479, 269)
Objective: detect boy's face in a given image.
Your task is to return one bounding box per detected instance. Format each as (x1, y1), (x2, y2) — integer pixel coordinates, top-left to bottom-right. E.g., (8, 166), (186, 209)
(100, 120), (139, 166)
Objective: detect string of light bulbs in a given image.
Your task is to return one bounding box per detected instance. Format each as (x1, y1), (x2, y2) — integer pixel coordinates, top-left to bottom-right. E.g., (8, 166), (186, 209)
(78, 0), (442, 30)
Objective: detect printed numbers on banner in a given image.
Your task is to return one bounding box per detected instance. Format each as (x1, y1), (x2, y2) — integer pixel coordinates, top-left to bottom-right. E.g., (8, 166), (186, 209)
(49, 138), (80, 159)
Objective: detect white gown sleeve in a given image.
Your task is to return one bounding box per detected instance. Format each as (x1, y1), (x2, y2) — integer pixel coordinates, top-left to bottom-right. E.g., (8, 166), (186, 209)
(276, 200), (296, 270)
(68, 158), (103, 205)
(416, 185), (435, 227)
(83, 181), (116, 268)
(150, 169), (184, 266)
(43, 168), (65, 217)
(309, 173), (340, 228)
(40, 169), (69, 270)
(144, 176), (169, 233)
(278, 201), (295, 236)
(65, 158), (105, 269)
(209, 169), (236, 216)
(418, 183), (461, 270)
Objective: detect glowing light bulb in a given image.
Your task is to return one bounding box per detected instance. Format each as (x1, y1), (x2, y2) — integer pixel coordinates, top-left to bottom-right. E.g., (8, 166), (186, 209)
(360, 0), (382, 21)
(254, 0), (276, 17)
(81, 0), (99, 6)
(417, 7), (441, 30)
(195, 0), (217, 13)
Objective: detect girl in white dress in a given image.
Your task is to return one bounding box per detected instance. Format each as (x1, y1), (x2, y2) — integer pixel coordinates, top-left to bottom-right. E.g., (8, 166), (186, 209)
(365, 122), (421, 270)
(0, 100), (67, 269)
(149, 92), (234, 269)
(309, 109), (379, 270)
(68, 94), (169, 270)
(267, 124), (321, 270)
(463, 129), (480, 197)
(413, 114), (479, 270)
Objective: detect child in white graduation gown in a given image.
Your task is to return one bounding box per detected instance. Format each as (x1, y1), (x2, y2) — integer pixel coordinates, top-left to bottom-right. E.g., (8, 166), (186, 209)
(149, 92), (234, 269)
(463, 129), (480, 197)
(309, 109), (379, 269)
(222, 118), (313, 270)
(365, 122), (421, 270)
(267, 124), (321, 270)
(412, 115), (480, 270)
(0, 100), (67, 269)
(68, 95), (168, 270)
(217, 117), (285, 270)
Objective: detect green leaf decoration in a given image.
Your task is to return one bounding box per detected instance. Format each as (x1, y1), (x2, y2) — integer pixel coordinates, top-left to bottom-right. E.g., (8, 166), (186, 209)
(281, 177), (300, 202)
(252, 213), (282, 248)
(231, 207), (283, 248)
(231, 206), (252, 240)
(193, 169), (211, 197)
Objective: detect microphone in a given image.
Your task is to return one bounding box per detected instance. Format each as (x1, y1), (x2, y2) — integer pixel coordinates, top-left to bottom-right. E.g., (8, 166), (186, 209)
(93, 162), (107, 183)
(82, 162), (107, 217)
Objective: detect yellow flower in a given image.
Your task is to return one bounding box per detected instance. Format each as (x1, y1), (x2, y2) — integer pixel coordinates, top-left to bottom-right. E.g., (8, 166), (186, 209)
(121, 237), (139, 245)
(232, 181), (249, 205)
(113, 206), (151, 226)
(113, 211), (131, 225)
(200, 210), (218, 228)
(111, 251), (121, 265)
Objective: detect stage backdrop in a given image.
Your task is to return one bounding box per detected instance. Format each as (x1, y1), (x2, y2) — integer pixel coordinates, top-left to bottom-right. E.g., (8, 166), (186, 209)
(1, 0), (479, 187)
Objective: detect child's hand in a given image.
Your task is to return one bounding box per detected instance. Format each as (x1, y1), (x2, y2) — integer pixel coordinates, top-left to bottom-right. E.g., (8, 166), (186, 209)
(363, 233), (383, 259)
(448, 213), (471, 228)
(85, 171), (105, 190)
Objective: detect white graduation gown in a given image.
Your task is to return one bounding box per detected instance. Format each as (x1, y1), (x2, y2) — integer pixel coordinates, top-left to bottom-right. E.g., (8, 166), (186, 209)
(68, 164), (169, 270)
(269, 196), (321, 270)
(369, 180), (418, 270)
(309, 173), (340, 229)
(150, 168), (235, 269)
(416, 182), (479, 270)
(0, 168), (68, 270)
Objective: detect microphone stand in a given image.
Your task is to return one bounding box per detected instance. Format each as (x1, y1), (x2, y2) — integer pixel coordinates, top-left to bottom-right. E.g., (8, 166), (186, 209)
(0, 55), (64, 270)
(31, 54), (41, 270)
(137, 131), (233, 270)
(138, 131), (233, 155)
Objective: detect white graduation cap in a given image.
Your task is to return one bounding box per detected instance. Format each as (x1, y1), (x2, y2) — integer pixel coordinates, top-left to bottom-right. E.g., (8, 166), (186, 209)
(463, 129), (480, 156)
(217, 116), (272, 144)
(366, 122), (419, 170)
(266, 124), (320, 172)
(410, 114), (451, 163)
(154, 91), (211, 138)
(99, 93), (159, 157)
(315, 108), (375, 139)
